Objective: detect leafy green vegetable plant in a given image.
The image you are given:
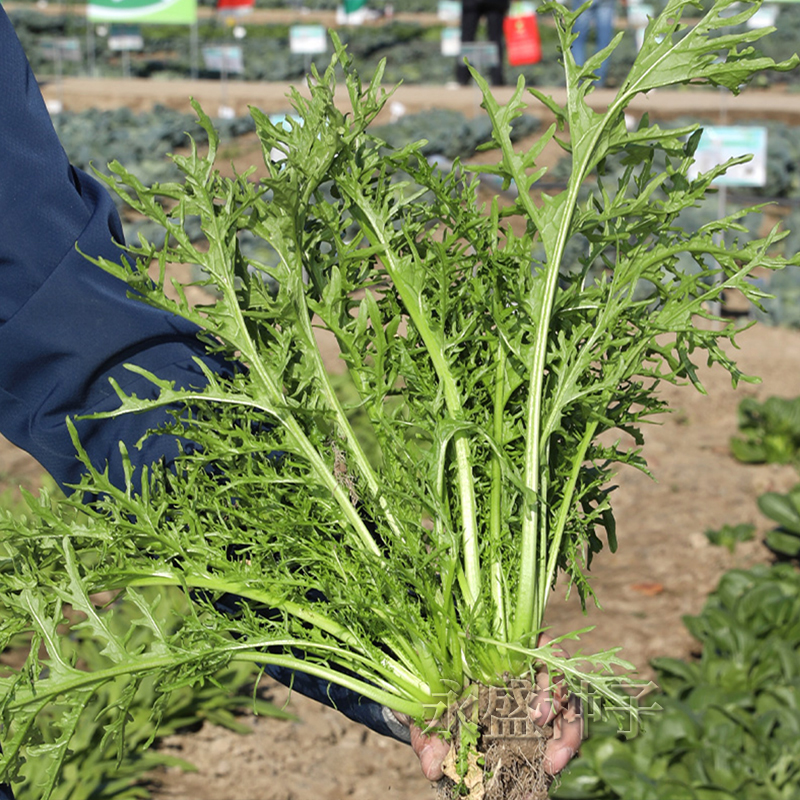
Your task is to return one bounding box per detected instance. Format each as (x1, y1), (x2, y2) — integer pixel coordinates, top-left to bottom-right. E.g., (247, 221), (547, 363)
(554, 562), (800, 800)
(1, 0), (798, 795)
(16, 591), (290, 800)
(731, 395), (800, 465)
(704, 521), (756, 553)
(759, 486), (800, 558)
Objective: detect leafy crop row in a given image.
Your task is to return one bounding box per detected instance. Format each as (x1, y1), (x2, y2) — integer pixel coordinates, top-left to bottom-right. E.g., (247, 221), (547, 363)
(54, 106), (255, 188)
(53, 105), (539, 250)
(554, 561), (800, 800)
(731, 396), (800, 466)
(728, 395), (800, 558)
(66, 102), (800, 331)
(54, 105), (537, 187)
(557, 398), (800, 798)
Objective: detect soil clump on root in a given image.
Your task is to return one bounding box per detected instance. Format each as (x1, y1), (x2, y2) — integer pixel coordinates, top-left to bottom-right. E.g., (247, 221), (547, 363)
(437, 679), (552, 800)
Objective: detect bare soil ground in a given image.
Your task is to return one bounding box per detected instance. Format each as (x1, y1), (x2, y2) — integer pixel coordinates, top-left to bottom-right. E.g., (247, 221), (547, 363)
(5, 74), (800, 799)
(39, 73), (800, 124)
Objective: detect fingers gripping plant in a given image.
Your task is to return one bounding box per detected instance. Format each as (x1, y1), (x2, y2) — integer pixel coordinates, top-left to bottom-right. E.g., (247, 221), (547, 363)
(1, 0), (797, 796)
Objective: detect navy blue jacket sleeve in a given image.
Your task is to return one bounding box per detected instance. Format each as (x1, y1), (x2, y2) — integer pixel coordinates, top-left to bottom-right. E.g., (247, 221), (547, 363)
(0, 3), (407, 747)
(0, 4), (230, 493)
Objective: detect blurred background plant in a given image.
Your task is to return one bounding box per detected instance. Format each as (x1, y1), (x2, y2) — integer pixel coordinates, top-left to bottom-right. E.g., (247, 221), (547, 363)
(1, 492), (292, 800)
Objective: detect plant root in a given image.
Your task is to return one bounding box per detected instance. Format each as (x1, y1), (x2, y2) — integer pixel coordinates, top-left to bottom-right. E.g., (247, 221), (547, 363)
(437, 734), (550, 800)
(436, 679), (553, 800)
(483, 734), (550, 800)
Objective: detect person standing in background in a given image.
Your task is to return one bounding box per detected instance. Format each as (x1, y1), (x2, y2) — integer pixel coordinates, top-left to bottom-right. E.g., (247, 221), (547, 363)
(572, 0), (618, 87)
(456, 0), (511, 87)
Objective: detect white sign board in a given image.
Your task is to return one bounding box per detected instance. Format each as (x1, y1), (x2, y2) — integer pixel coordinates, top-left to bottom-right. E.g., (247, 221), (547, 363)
(747, 3), (779, 27)
(108, 24), (144, 51)
(460, 41), (499, 68)
(40, 37), (82, 62)
(202, 44), (244, 74)
(689, 126), (768, 187)
(441, 26), (461, 56)
(437, 0), (461, 22)
(289, 24), (327, 55)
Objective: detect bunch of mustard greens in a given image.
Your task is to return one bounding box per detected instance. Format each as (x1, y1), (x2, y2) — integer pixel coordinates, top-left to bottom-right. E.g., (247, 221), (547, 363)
(1, 0), (797, 794)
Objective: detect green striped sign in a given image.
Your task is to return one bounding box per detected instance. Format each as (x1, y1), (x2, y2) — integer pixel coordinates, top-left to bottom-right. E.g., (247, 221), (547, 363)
(87, 0), (197, 25)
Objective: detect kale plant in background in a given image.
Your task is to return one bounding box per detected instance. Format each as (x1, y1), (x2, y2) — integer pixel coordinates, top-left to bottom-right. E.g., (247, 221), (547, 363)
(371, 107), (541, 161)
(751, 243), (800, 328)
(0, 0), (798, 796)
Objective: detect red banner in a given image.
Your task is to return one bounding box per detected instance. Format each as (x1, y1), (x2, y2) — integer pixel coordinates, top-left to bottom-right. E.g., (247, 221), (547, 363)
(504, 11), (541, 66)
(217, 0), (254, 11)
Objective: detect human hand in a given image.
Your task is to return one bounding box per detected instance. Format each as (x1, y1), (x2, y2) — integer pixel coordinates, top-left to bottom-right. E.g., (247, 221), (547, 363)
(394, 633), (583, 781)
(527, 632), (583, 775)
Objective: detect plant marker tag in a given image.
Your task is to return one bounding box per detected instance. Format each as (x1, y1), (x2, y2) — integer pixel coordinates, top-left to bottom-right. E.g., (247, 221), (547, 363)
(107, 25), (143, 51)
(438, 0), (461, 22)
(441, 26), (461, 56)
(688, 126), (768, 187)
(289, 24), (327, 54)
(40, 37), (82, 62)
(202, 44), (244, 74)
(460, 41), (499, 68)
